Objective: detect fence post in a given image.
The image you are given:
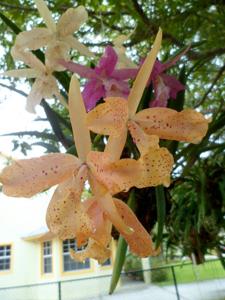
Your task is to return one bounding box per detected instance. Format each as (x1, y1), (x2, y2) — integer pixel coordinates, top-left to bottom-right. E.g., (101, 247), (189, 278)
(58, 281), (62, 300)
(171, 266), (180, 300)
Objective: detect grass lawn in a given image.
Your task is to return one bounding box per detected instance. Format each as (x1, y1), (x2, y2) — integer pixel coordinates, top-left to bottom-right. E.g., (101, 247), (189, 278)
(152, 259), (225, 285)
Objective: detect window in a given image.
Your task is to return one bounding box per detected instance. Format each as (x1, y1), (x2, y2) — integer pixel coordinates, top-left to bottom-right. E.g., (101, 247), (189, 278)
(101, 258), (111, 266)
(63, 239), (90, 272)
(0, 245), (11, 271)
(42, 241), (53, 274)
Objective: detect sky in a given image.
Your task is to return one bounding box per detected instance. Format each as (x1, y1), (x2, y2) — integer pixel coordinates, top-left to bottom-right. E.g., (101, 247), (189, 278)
(0, 81), (54, 235)
(0, 81), (49, 162)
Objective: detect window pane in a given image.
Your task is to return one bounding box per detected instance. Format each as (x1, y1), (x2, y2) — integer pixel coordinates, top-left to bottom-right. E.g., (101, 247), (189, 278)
(0, 245), (11, 271)
(102, 258), (111, 266)
(43, 241), (52, 255)
(44, 257), (52, 273)
(63, 254), (90, 271)
(42, 241), (52, 273)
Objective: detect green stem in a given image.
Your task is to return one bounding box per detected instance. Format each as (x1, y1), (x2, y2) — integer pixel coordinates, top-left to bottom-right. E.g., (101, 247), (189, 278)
(109, 189), (136, 294)
(155, 185), (166, 248)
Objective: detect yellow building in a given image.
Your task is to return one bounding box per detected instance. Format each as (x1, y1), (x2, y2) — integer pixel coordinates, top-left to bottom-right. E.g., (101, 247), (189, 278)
(0, 193), (115, 300)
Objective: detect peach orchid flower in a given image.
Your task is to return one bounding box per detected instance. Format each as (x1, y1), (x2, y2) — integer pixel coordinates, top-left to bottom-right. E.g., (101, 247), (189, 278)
(86, 30), (209, 189)
(13, 0), (93, 71)
(2, 49), (66, 113)
(0, 75), (159, 263)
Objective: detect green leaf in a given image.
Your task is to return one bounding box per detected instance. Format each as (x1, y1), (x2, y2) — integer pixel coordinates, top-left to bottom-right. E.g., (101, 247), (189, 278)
(31, 142), (59, 153)
(109, 189), (136, 294)
(166, 66), (186, 155)
(0, 12), (21, 34)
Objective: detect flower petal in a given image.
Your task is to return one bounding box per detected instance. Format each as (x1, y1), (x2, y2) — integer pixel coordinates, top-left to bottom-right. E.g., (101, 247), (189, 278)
(133, 108), (209, 144)
(128, 28), (162, 117)
(26, 80), (43, 113)
(35, 0), (56, 32)
(60, 60), (96, 79)
(150, 76), (170, 107)
(11, 46), (45, 71)
(113, 198), (160, 257)
(127, 120), (159, 156)
(95, 46), (117, 76)
(86, 97), (128, 137)
(64, 36), (95, 57)
(0, 153), (81, 197)
(113, 33), (137, 68)
(162, 45), (190, 71)
(45, 41), (70, 71)
(70, 238), (110, 264)
(137, 147), (174, 188)
(104, 129), (127, 161)
(112, 68), (138, 80)
(104, 79), (130, 98)
(46, 166), (93, 245)
(69, 75), (92, 162)
(26, 74), (58, 113)
(161, 73), (185, 99)
(87, 151), (142, 195)
(64, 36), (94, 57)
(85, 197), (112, 247)
(88, 175), (132, 235)
(14, 28), (52, 51)
(2, 69), (40, 79)
(57, 6), (88, 37)
(82, 79), (105, 111)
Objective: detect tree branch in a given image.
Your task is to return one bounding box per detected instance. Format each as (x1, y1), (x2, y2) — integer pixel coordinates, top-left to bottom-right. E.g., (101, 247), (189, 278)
(194, 64), (225, 108)
(0, 82), (28, 97)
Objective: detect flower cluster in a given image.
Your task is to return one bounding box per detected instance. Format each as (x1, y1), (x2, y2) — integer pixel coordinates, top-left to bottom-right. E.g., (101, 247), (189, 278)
(0, 0), (209, 264)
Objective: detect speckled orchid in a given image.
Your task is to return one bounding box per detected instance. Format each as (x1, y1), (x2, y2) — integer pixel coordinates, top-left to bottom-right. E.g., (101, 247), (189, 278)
(0, 74), (159, 263)
(149, 47), (190, 107)
(60, 46), (138, 111)
(86, 31), (209, 188)
(13, 0), (93, 71)
(2, 49), (65, 113)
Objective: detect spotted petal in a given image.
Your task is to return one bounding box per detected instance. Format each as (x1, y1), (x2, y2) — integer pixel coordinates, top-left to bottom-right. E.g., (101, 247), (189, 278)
(86, 97), (128, 137)
(46, 166), (93, 246)
(114, 198), (160, 257)
(137, 147), (174, 188)
(87, 151), (142, 195)
(70, 238), (110, 264)
(133, 108), (209, 144)
(127, 120), (159, 156)
(85, 197), (112, 246)
(0, 153), (81, 197)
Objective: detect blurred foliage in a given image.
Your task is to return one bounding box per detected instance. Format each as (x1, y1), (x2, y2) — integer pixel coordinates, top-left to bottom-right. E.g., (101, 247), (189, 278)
(0, 0), (224, 275)
(124, 253), (144, 281)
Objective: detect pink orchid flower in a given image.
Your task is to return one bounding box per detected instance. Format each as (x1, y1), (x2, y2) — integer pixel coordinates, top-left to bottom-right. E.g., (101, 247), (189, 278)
(149, 47), (190, 107)
(60, 46), (138, 111)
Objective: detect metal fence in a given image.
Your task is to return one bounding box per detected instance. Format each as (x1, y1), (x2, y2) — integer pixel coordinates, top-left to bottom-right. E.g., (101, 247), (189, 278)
(0, 259), (224, 300)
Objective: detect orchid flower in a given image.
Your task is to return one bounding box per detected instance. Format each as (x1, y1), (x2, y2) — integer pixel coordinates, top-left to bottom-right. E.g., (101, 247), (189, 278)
(113, 33), (136, 68)
(2, 49), (66, 113)
(0, 75), (159, 263)
(149, 47), (190, 107)
(69, 187), (159, 263)
(86, 31), (209, 188)
(60, 46), (138, 111)
(13, 0), (93, 71)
